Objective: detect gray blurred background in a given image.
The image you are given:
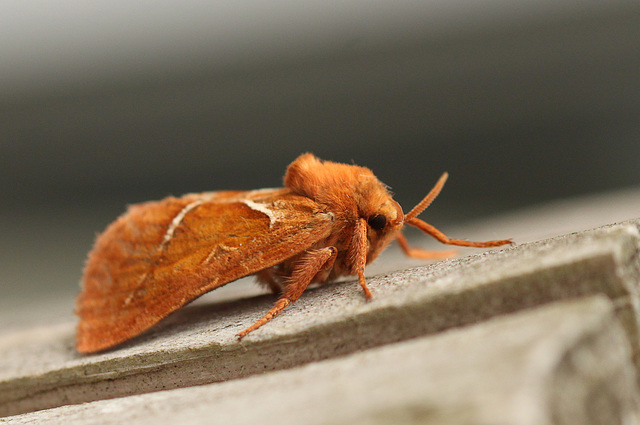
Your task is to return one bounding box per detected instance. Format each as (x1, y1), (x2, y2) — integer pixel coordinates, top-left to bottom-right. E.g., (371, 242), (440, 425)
(1, 0), (639, 325)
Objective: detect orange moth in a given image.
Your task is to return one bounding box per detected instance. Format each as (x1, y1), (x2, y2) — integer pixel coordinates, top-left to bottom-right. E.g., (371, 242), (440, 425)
(76, 153), (511, 353)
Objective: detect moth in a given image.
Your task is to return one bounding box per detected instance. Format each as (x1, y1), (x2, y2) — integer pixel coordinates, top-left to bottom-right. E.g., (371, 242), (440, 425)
(76, 153), (511, 353)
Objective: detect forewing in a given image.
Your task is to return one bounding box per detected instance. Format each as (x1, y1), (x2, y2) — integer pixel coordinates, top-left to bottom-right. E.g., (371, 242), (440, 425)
(76, 189), (333, 352)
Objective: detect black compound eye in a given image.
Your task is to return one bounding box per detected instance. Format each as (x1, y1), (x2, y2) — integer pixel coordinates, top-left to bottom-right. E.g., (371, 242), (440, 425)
(367, 214), (387, 230)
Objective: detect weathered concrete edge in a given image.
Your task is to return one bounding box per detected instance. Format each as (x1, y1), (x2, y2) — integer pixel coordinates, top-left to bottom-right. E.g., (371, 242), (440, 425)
(1, 219), (639, 417)
(3, 296), (639, 425)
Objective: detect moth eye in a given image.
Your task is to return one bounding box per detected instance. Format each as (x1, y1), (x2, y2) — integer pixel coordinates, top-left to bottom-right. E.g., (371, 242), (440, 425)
(367, 214), (387, 230)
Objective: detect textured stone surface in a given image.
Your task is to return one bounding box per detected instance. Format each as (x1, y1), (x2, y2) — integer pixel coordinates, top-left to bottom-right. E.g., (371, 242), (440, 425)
(4, 296), (639, 425)
(0, 219), (638, 417)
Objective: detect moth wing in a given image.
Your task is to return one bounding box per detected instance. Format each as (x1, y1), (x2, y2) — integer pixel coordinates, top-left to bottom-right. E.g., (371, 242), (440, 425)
(76, 189), (333, 353)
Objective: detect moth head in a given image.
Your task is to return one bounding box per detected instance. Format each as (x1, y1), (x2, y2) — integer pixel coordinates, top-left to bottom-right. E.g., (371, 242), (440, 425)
(361, 197), (404, 254)
(285, 153), (404, 231)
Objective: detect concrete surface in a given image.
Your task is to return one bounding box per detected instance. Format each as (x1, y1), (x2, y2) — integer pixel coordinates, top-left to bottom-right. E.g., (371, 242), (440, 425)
(3, 296), (638, 425)
(0, 218), (638, 418)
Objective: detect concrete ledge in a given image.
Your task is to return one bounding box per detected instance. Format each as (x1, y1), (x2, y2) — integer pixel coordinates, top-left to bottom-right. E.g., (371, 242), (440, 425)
(4, 296), (639, 425)
(0, 219), (639, 417)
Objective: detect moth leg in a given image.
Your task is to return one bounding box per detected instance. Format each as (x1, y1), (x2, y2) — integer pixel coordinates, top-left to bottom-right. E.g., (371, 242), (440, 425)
(395, 232), (457, 259)
(237, 247), (338, 339)
(406, 217), (513, 248)
(350, 218), (373, 300)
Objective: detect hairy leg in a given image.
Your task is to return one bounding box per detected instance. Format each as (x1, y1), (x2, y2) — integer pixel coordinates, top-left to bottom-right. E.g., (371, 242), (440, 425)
(237, 247), (338, 339)
(406, 217), (513, 248)
(395, 232), (458, 259)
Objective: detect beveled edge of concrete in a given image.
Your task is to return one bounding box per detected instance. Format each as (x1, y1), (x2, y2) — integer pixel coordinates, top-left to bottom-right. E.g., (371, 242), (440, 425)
(4, 296), (639, 425)
(0, 218), (639, 417)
